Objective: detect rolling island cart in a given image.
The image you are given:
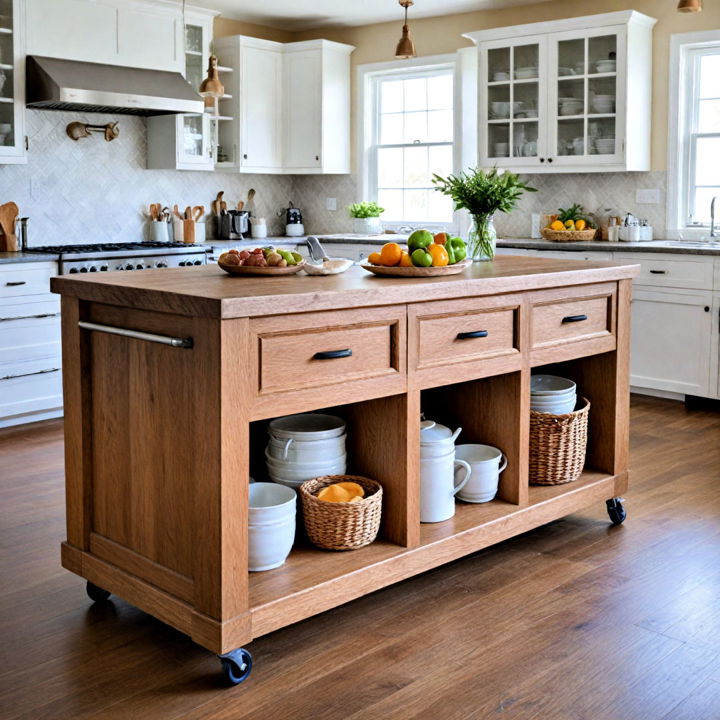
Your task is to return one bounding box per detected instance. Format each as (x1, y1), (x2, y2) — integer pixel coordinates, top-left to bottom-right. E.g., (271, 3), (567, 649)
(51, 256), (638, 684)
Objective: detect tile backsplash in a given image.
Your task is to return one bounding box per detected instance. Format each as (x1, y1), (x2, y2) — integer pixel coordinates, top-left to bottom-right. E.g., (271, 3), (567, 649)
(0, 110), (669, 245)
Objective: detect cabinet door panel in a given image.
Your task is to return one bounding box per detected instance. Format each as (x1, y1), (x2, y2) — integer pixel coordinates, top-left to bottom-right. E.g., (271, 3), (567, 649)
(118, 6), (180, 72)
(630, 289), (713, 396)
(284, 50), (322, 169)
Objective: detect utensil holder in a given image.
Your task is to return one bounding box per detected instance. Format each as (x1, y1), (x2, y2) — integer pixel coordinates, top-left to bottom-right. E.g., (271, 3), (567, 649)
(149, 221), (170, 243)
(173, 218), (199, 244)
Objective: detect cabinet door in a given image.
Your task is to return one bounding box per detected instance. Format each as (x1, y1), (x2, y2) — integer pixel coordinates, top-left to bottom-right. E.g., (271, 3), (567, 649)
(177, 114), (212, 169)
(479, 37), (547, 168)
(284, 50), (322, 170)
(0, 0), (26, 164)
(630, 288), (713, 397)
(240, 45), (283, 171)
(547, 26), (626, 167)
(117, 3), (181, 72)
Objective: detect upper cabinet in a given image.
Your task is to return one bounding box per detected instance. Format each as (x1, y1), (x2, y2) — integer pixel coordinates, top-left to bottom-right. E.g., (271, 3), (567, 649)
(465, 11), (657, 173)
(0, 0), (26, 164)
(215, 36), (354, 174)
(25, 0), (183, 72)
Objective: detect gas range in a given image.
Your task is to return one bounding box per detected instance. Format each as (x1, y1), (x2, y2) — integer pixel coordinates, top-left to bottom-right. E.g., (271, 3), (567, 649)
(26, 241), (210, 275)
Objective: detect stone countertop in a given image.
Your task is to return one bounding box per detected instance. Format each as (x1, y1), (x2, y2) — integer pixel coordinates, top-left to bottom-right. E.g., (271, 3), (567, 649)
(496, 238), (720, 256)
(207, 233), (407, 252)
(0, 250), (61, 264)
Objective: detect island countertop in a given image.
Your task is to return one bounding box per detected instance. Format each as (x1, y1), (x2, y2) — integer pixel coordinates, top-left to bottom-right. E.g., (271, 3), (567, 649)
(51, 255), (640, 319)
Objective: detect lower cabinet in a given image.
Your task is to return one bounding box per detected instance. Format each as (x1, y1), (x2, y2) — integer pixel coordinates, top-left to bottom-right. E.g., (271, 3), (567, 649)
(630, 287), (714, 397)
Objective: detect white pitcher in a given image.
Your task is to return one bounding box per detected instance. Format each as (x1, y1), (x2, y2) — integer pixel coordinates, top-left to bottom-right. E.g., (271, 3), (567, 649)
(420, 451), (471, 523)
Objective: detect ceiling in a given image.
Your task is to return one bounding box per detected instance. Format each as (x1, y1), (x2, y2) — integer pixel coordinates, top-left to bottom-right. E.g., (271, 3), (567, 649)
(194, 0), (553, 31)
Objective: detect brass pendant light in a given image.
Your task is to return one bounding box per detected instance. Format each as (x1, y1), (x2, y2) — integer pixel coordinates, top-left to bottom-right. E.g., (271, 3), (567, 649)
(395, 0), (417, 59)
(199, 55), (225, 98)
(677, 0), (702, 12)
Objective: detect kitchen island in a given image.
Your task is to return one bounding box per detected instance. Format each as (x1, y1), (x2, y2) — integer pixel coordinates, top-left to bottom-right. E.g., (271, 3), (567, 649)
(51, 256), (638, 683)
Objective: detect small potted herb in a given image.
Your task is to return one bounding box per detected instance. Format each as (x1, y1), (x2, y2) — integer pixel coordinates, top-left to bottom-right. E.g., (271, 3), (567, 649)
(432, 168), (535, 260)
(348, 201), (385, 235)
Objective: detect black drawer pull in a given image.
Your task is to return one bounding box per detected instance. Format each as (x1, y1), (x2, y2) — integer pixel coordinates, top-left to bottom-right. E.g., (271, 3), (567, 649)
(457, 330), (489, 340)
(313, 349), (352, 360)
(562, 314), (588, 324)
(649, 269), (667, 275)
(6, 281), (27, 286)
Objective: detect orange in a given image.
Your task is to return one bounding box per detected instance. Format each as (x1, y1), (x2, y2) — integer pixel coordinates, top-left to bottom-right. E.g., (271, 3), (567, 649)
(575, 219), (586, 231)
(380, 242), (403, 266)
(427, 243), (449, 267)
(335, 481), (364, 499)
(550, 220), (565, 231)
(399, 251), (412, 267)
(368, 251), (382, 265)
(317, 485), (353, 503)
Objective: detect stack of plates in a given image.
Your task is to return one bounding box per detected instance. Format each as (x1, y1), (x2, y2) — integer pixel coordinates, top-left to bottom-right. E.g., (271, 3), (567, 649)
(530, 375), (577, 415)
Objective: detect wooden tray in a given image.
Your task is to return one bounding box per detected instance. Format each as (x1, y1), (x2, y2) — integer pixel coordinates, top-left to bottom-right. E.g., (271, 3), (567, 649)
(218, 261), (305, 276)
(360, 258), (472, 278)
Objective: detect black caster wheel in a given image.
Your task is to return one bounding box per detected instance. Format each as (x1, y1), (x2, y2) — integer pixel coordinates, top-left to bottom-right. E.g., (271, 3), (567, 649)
(219, 648), (253, 686)
(606, 498), (627, 526)
(86, 581), (111, 603)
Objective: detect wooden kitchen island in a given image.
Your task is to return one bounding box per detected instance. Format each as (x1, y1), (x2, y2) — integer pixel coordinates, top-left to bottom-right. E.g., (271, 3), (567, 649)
(51, 256), (639, 684)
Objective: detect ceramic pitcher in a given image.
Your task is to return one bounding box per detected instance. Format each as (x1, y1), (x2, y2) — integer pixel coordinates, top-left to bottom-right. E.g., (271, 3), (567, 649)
(420, 452), (471, 523)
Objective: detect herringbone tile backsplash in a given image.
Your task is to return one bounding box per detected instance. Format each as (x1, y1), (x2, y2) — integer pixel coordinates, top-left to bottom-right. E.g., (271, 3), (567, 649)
(0, 109), (668, 244)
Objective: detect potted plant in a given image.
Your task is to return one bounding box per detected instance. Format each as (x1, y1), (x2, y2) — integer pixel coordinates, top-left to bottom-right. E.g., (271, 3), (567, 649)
(348, 201), (385, 235)
(432, 168), (536, 261)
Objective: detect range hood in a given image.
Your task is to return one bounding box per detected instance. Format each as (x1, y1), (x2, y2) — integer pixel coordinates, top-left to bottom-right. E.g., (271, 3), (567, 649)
(26, 56), (205, 116)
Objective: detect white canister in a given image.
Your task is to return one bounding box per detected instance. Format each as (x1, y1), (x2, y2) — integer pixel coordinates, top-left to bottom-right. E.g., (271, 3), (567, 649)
(248, 482), (296, 571)
(149, 221), (170, 243)
(251, 218), (268, 239)
(420, 420), (462, 458)
(420, 451), (471, 523)
(455, 445), (507, 503)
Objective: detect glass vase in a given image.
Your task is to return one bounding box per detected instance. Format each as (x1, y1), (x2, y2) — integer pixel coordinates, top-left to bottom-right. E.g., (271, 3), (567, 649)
(468, 214), (497, 261)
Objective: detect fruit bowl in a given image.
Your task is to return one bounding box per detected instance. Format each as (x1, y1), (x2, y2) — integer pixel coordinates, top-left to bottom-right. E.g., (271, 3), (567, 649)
(218, 260), (305, 276)
(360, 258), (472, 277)
(540, 228), (597, 243)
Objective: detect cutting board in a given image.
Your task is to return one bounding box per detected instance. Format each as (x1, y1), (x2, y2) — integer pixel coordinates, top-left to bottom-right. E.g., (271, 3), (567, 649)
(0, 202), (19, 252)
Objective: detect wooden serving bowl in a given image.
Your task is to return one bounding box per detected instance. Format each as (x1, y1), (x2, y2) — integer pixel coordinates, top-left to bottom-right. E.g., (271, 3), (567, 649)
(218, 260), (306, 276)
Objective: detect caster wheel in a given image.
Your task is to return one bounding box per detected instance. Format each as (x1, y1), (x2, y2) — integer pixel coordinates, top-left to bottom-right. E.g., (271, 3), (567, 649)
(219, 648), (253, 686)
(606, 498), (627, 526)
(86, 581), (111, 603)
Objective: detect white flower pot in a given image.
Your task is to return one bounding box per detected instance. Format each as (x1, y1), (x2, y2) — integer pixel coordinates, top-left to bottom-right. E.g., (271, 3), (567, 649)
(353, 217), (383, 235)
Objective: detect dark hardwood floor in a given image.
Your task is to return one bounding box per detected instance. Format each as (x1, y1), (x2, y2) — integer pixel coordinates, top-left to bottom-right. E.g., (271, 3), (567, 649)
(1, 394), (719, 719)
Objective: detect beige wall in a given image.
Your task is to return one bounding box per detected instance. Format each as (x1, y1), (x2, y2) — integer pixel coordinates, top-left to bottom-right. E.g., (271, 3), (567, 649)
(213, 16), (295, 43)
(291, 0), (720, 172)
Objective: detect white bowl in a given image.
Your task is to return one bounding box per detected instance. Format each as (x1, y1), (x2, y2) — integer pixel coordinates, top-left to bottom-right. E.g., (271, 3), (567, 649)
(531, 375), (577, 395)
(248, 483), (296, 572)
(515, 67), (538, 79)
(265, 449), (347, 469)
(268, 462), (347, 485)
(0, 123), (11, 134)
(594, 139), (616, 153)
(491, 101), (510, 117)
(267, 433), (347, 462)
(493, 71), (510, 82)
(531, 402), (577, 415)
(596, 60), (616, 73)
(269, 413), (345, 440)
(531, 397), (577, 411)
(493, 142), (509, 156)
(531, 393), (577, 405)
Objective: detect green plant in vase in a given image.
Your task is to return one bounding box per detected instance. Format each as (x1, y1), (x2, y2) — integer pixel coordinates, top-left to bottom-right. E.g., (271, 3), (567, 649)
(432, 168), (536, 260)
(348, 201), (385, 235)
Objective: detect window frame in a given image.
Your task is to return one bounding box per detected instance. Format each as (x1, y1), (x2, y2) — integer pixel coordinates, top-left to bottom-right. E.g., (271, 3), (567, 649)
(667, 30), (720, 238)
(358, 54), (459, 232)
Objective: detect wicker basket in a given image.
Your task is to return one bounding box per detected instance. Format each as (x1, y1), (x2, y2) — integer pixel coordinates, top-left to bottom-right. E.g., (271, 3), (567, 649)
(529, 397), (590, 485)
(300, 475), (382, 551)
(541, 228), (597, 243)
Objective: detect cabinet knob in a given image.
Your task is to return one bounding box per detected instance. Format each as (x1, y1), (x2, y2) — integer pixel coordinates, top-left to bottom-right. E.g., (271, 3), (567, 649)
(705, 306), (710, 312)
(243, 153), (248, 160)
(539, 158), (545, 163)
(315, 155), (319, 161)
(547, 158), (553, 163)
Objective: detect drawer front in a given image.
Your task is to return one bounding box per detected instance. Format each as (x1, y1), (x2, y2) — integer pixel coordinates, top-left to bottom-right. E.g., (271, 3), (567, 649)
(0, 365), (63, 422)
(252, 307), (405, 404)
(0, 262), (56, 298)
(530, 284), (616, 354)
(0, 296), (60, 322)
(614, 253), (713, 290)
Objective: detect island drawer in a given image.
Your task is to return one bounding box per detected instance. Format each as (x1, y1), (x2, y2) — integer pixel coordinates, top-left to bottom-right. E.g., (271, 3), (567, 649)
(408, 296), (521, 387)
(250, 306), (406, 414)
(529, 283), (616, 364)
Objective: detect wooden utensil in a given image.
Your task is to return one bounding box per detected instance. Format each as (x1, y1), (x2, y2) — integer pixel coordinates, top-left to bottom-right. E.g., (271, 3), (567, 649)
(173, 204), (184, 220)
(184, 206), (192, 220)
(237, 201), (244, 211)
(246, 188), (256, 211)
(183, 219), (196, 244)
(0, 202), (19, 252)
(213, 191), (224, 216)
(192, 206), (204, 222)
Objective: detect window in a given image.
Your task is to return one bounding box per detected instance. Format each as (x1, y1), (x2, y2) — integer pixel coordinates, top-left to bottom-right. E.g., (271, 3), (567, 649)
(360, 58), (456, 227)
(668, 31), (720, 235)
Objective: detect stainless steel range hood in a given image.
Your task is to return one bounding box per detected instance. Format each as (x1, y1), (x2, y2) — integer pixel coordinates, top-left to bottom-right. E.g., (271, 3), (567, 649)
(26, 56), (205, 116)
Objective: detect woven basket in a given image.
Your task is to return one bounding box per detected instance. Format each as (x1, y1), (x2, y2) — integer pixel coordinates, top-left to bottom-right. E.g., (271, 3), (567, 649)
(300, 475), (382, 551)
(529, 397), (590, 485)
(541, 228), (597, 243)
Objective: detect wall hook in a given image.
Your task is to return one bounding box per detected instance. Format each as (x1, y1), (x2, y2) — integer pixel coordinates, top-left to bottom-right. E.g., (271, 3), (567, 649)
(66, 121), (120, 142)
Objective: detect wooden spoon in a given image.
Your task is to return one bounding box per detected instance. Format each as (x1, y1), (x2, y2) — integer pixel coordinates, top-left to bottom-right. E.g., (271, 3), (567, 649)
(192, 205), (204, 221)
(213, 191), (224, 216)
(237, 201), (244, 211)
(0, 202), (19, 252)
(173, 204), (184, 220)
(246, 188), (256, 210)
(184, 206), (192, 220)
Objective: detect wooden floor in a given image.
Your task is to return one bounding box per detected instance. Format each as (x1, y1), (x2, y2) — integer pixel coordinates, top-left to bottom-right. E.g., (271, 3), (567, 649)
(1, 395), (719, 719)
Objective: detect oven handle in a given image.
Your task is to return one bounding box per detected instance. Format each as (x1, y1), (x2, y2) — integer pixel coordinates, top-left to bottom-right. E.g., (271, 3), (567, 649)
(78, 321), (193, 349)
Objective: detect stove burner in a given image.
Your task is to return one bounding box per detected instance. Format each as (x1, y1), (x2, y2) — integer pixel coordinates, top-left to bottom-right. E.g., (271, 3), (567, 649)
(27, 242), (194, 254)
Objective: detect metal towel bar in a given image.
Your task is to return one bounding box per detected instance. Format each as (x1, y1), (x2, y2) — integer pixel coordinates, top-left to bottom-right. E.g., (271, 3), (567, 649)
(78, 321), (193, 349)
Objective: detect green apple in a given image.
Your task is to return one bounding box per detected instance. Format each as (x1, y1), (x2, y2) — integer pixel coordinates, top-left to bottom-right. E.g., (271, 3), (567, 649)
(408, 229), (434, 252)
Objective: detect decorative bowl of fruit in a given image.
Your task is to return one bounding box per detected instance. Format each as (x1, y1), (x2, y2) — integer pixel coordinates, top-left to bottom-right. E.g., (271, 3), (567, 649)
(541, 204), (597, 242)
(217, 247), (305, 275)
(360, 230), (471, 277)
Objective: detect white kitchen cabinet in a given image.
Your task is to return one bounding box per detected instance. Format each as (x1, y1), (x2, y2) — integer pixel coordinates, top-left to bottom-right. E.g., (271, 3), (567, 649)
(465, 11), (656, 173)
(25, 0), (184, 72)
(0, 0), (26, 165)
(147, 8), (217, 172)
(282, 41), (354, 174)
(0, 262), (63, 428)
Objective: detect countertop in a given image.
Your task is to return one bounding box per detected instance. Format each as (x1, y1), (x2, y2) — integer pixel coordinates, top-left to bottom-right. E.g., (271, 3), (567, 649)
(496, 237), (720, 255)
(0, 250), (60, 264)
(51, 255), (639, 320)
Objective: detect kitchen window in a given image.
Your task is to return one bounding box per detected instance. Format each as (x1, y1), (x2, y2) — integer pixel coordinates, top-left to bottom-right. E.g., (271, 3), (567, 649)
(667, 31), (720, 236)
(360, 57), (456, 228)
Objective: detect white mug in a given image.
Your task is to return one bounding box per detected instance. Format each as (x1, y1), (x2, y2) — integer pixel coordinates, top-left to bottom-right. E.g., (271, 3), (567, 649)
(420, 452), (471, 523)
(455, 444), (507, 504)
(248, 482), (296, 571)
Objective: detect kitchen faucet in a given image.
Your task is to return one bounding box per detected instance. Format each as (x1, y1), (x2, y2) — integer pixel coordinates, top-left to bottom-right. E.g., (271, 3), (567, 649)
(711, 196), (718, 238)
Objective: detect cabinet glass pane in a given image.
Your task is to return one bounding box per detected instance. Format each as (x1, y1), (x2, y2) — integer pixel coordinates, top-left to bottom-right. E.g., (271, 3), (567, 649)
(588, 118), (616, 155)
(588, 35), (617, 75)
(557, 119), (584, 156)
(558, 39), (584, 77)
(184, 24), (203, 90)
(513, 45), (538, 80)
(557, 78), (584, 117)
(488, 47), (510, 83)
(185, 25), (202, 54)
(489, 124), (509, 157)
(182, 115), (204, 157)
(513, 122), (538, 158)
(0, 0), (15, 148)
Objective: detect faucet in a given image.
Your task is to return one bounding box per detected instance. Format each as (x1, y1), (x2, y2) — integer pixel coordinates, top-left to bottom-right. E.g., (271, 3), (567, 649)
(711, 197), (718, 238)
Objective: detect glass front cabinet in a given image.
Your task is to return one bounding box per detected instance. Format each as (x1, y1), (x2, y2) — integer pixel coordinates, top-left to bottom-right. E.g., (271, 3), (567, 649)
(466, 11), (657, 173)
(0, 0), (26, 164)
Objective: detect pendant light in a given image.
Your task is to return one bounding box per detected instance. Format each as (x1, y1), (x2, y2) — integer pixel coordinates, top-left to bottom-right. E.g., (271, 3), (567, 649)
(199, 55), (225, 99)
(677, 0), (702, 11)
(395, 0), (417, 59)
